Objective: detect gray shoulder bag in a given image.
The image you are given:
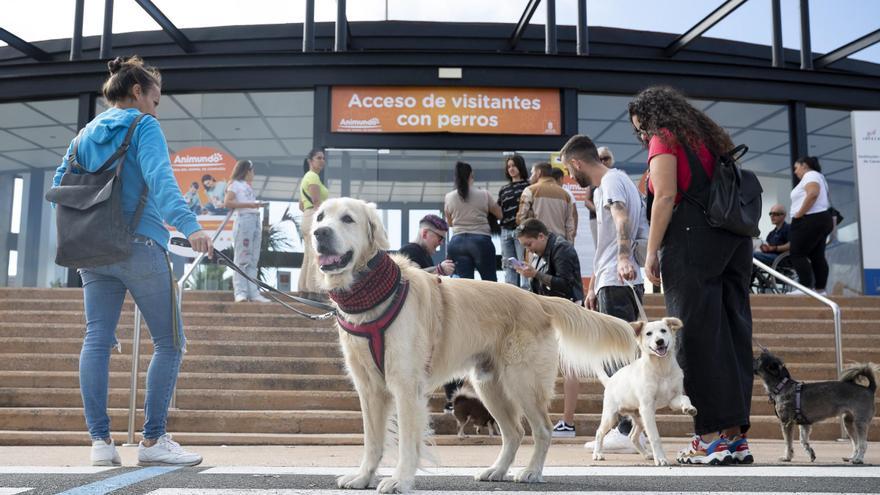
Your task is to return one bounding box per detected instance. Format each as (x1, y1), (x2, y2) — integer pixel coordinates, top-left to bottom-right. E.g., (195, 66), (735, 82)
(45, 114), (147, 269)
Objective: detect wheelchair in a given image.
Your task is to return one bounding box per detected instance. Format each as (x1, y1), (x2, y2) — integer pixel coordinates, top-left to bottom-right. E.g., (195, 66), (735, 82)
(751, 251), (799, 294)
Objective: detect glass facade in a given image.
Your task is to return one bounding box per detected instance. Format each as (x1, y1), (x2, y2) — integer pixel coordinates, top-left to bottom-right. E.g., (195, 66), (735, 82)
(806, 107), (862, 295)
(0, 91), (868, 294)
(0, 98), (78, 287)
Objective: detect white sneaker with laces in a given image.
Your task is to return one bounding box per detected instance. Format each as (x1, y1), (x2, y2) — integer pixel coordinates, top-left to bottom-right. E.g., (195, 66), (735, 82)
(234, 294), (248, 303)
(90, 438), (121, 466)
(251, 295), (272, 303)
(551, 420), (576, 438)
(138, 434), (203, 467)
(584, 428), (644, 453)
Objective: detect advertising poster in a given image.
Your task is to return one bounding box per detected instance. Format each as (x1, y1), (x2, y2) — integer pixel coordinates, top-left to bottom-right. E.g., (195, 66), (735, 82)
(168, 146), (237, 255)
(331, 86), (561, 135)
(852, 111), (880, 295)
(550, 152), (595, 285)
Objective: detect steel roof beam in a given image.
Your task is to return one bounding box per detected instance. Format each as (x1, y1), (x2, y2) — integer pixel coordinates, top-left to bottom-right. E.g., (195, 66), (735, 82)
(133, 0), (194, 53)
(0, 28), (51, 61)
(814, 29), (880, 69)
(510, 0), (542, 49)
(664, 0), (749, 57)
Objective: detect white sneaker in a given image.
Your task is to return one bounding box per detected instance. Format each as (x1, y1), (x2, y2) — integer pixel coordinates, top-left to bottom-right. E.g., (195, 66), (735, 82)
(234, 294), (248, 303)
(584, 428), (645, 454)
(138, 434), (202, 467)
(251, 295), (272, 303)
(551, 420), (576, 438)
(90, 438), (121, 466)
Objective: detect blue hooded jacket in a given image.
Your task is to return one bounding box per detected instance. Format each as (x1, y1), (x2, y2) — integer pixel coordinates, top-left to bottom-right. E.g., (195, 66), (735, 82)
(53, 107), (202, 248)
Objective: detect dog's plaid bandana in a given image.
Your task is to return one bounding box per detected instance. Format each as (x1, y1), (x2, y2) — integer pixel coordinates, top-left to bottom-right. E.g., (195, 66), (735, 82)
(329, 251), (409, 376)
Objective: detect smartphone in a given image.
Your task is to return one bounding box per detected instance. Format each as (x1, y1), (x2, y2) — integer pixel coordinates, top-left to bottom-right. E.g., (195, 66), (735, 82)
(508, 257), (526, 269)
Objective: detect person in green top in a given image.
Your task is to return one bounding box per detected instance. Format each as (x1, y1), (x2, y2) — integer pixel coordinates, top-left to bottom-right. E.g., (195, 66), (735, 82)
(298, 148), (329, 299)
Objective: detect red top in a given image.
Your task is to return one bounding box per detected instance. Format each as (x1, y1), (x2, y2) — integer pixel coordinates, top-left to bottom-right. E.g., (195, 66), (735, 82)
(647, 129), (715, 203)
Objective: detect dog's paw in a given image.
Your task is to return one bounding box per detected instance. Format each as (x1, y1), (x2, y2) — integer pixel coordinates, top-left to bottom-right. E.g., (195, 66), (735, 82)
(807, 448), (816, 462)
(376, 477), (410, 494)
(337, 472), (373, 489)
(475, 467), (508, 482)
(654, 456), (670, 467)
(851, 458), (865, 465)
(644, 452), (654, 461)
(514, 469), (544, 483)
(683, 405), (697, 417)
(592, 452), (605, 461)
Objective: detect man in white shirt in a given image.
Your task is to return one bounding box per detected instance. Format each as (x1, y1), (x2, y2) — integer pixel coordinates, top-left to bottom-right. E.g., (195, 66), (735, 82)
(561, 135), (650, 454)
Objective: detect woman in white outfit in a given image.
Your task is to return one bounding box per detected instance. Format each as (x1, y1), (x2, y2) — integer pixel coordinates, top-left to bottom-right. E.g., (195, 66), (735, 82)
(225, 159), (269, 302)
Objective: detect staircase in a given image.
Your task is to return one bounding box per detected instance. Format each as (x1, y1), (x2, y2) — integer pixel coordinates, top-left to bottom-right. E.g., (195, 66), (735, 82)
(1, 287), (878, 445)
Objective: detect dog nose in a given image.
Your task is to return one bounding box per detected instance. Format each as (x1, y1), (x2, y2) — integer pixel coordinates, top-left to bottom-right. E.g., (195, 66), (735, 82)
(313, 227), (332, 242)
(655, 338), (665, 347)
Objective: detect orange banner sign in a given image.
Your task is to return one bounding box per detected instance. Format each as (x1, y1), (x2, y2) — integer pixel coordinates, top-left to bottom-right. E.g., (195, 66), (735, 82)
(167, 146), (237, 252)
(331, 86), (561, 135)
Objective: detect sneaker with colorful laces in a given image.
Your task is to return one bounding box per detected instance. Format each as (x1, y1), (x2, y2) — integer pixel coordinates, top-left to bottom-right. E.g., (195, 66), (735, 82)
(676, 435), (733, 465)
(726, 434), (754, 464)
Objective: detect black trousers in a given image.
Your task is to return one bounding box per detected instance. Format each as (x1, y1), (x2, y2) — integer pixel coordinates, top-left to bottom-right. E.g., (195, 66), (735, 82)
(659, 200), (754, 436)
(598, 283), (645, 435)
(789, 210), (834, 291)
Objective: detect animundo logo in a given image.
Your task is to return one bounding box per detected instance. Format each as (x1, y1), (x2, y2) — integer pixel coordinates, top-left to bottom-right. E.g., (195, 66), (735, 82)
(338, 117), (381, 132)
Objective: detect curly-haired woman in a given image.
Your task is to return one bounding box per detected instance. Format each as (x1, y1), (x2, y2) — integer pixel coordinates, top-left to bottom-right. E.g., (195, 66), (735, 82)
(629, 86), (753, 465)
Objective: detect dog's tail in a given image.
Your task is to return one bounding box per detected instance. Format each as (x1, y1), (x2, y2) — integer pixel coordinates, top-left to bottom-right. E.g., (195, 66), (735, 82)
(539, 296), (638, 381)
(840, 363), (879, 393)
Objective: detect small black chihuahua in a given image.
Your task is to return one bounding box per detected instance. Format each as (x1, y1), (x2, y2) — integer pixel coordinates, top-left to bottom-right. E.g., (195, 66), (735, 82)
(753, 349), (877, 464)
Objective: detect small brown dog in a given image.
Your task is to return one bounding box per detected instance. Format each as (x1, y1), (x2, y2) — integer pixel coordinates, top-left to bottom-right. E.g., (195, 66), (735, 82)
(452, 382), (496, 438)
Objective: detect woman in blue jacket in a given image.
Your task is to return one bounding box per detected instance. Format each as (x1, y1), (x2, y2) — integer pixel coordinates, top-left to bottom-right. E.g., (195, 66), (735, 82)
(52, 56), (213, 467)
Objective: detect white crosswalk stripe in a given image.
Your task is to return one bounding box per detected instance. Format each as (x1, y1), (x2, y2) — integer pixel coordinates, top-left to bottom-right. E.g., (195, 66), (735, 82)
(199, 465), (880, 478)
(146, 491), (875, 495)
(0, 467), (117, 474)
(0, 489), (32, 495)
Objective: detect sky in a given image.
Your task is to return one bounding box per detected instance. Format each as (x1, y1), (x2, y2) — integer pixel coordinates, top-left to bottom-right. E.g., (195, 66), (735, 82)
(1, 0), (879, 64)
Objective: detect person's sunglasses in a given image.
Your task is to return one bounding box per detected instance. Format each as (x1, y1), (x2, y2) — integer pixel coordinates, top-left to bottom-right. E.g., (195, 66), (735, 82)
(769, 212), (785, 217)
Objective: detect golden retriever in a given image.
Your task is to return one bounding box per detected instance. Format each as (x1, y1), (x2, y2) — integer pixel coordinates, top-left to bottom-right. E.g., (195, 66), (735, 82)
(311, 198), (638, 493)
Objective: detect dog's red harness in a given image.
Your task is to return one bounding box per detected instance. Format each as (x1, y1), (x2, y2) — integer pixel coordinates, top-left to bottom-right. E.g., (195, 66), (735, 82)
(329, 252), (410, 376)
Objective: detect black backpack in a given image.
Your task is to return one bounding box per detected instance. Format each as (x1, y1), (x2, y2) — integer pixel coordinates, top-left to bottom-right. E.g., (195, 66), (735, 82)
(45, 114), (147, 268)
(681, 142), (763, 238)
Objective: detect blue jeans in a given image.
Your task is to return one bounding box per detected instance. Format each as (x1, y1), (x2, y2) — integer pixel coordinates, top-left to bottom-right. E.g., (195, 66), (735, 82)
(448, 233), (497, 281)
(79, 236), (184, 440)
(500, 228), (528, 289)
(753, 252), (778, 266)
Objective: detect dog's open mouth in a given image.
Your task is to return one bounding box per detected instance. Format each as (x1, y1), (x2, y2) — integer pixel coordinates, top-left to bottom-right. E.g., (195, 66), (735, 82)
(650, 344), (669, 357)
(318, 250), (353, 271)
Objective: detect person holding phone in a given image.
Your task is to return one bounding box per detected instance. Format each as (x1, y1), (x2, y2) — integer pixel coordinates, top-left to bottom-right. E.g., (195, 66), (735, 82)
(514, 218), (584, 437)
(225, 159), (270, 303)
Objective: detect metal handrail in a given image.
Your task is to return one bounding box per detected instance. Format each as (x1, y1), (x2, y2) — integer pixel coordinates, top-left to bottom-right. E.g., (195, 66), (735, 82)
(751, 257), (846, 439)
(125, 211), (234, 445)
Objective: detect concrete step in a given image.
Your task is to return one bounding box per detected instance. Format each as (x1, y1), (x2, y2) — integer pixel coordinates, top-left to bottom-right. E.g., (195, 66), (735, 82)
(0, 371), (354, 391)
(0, 338), (343, 359)
(0, 311), (334, 328)
(3, 307), (878, 328)
(0, 408), (875, 441)
(0, 323), (337, 342)
(3, 339), (877, 366)
(5, 287), (877, 307)
(0, 354), (346, 375)
(4, 388), (877, 416)
(0, 299), (331, 315)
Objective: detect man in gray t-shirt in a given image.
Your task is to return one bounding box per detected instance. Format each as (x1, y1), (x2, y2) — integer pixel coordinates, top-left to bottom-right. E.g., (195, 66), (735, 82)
(561, 134), (649, 454)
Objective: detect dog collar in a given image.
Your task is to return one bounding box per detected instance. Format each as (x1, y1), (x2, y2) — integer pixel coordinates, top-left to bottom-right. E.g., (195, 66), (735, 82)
(329, 251), (401, 314)
(336, 280), (409, 376)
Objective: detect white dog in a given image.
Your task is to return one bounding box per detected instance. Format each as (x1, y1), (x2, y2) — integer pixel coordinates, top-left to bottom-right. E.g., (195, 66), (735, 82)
(592, 317), (696, 466)
(310, 198), (638, 493)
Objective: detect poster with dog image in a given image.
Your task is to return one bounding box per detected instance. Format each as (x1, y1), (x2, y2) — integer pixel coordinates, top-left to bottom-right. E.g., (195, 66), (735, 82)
(167, 146), (236, 255)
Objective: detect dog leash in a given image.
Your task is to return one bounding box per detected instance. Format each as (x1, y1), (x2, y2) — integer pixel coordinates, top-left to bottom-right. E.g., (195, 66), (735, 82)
(170, 238), (337, 320)
(623, 278), (649, 322)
